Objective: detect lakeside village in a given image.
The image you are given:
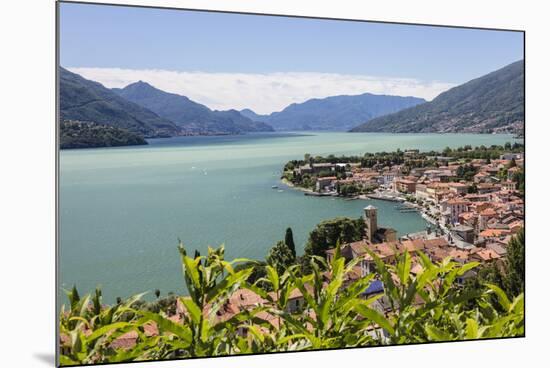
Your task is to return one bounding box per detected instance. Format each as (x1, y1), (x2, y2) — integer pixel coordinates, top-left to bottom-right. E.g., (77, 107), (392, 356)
(60, 144), (524, 353)
(282, 144), (524, 253)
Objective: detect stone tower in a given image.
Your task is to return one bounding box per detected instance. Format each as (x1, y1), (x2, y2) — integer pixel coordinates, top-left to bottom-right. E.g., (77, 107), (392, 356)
(364, 205), (378, 243)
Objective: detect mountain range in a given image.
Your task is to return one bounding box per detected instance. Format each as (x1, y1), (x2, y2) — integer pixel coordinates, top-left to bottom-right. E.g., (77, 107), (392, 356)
(350, 60), (524, 134)
(240, 93), (426, 131)
(113, 81), (274, 135)
(59, 67), (178, 138)
(59, 59), (524, 149)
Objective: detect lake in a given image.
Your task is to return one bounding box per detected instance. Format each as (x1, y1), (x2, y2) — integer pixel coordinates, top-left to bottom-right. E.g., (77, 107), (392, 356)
(59, 132), (517, 303)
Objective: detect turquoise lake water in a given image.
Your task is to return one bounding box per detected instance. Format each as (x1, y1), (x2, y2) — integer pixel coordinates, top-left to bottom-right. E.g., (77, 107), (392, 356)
(59, 132), (517, 303)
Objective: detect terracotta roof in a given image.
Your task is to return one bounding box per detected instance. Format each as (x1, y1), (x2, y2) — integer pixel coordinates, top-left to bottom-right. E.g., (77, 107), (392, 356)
(59, 333), (71, 347)
(143, 321), (159, 337)
(363, 241), (401, 260)
(231, 288), (269, 307)
(486, 243), (507, 256)
(480, 208), (497, 217)
(471, 248), (501, 261)
(479, 228), (511, 238)
(446, 198), (470, 205)
(426, 247), (451, 263)
(410, 263), (424, 275)
(111, 331), (138, 350)
(508, 220), (524, 228)
(477, 183), (496, 188)
(464, 194), (491, 199)
(107, 321), (159, 350)
(448, 249), (470, 262)
(459, 212), (476, 221)
(347, 240), (370, 256)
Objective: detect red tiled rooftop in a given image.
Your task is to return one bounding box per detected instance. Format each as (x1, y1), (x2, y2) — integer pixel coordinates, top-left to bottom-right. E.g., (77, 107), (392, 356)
(479, 228), (511, 238)
(480, 208), (497, 217)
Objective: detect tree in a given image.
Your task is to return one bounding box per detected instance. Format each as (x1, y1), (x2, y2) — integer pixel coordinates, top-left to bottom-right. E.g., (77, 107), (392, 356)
(304, 217), (364, 257)
(512, 169), (525, 195)
(464, 228), (524, 301)
(266, 240), (295, 275)
(504, 229), (525, 297)
(234, 260), (268, 286)
(339, 183), (360, 197)
(463, 261), (504, 309)
(284, 227), (297, 259)
(304, 153), (313, 165)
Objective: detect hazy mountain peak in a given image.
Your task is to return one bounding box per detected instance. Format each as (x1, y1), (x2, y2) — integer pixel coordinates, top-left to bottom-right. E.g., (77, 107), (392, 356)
(244, 93), (426, 131)
(114, 82), (274, 134)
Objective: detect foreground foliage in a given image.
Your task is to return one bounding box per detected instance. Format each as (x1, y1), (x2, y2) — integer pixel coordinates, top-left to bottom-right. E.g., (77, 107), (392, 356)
(59, 243), (524, 365)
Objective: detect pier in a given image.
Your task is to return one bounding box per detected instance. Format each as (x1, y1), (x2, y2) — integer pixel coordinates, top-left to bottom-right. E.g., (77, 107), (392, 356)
(365, 193), (405, 203)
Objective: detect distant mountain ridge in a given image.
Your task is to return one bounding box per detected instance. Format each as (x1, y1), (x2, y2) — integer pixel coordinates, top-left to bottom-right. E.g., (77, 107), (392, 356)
(240, 93), (426, 131)
(113, 81), (274, 135)
(350, 60), (525, 134)
(240, 108), (269, 123)
(59, 67), (178, 138)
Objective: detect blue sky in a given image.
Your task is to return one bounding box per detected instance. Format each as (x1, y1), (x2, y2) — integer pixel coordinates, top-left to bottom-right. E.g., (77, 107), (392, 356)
(60, 2), (524, 113)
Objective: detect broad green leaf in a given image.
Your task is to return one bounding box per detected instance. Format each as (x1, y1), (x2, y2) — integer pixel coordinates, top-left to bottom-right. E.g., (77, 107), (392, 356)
(425, 325), (452, 341)
(465, 318), (478, 339)
(179, 297), (202, 325)
(136, 311), (192, 344)
(265, 265), (279, 292)
(86, 322), (131, 343)
(355, 304), (394, 335)
(485, 284), (511, 311)
(182, 256), (201, 291)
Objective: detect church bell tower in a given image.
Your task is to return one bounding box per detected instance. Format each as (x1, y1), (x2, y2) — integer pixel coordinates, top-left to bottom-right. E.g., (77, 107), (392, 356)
(364, 205), (378, 243)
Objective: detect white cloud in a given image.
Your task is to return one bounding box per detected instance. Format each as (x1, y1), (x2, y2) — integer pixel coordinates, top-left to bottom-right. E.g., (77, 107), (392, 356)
(69, 67), (455, 114)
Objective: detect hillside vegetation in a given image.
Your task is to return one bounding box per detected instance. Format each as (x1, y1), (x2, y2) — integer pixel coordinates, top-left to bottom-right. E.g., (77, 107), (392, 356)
(60, 68), (178, 138)
(60, 120), (147, 149)
(350, 60), (524, 134)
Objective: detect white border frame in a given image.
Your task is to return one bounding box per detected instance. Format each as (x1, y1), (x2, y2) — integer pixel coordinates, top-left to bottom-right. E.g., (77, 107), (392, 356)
(2, 1), (548, 367)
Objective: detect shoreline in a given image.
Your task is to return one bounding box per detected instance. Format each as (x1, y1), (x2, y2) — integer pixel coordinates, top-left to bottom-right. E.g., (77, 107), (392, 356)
(281, 178), (409, 204)
(280, 177), (315, 193)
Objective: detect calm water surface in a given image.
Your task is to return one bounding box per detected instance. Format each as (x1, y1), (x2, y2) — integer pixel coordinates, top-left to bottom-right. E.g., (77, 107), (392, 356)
(59, 132), (517, 303)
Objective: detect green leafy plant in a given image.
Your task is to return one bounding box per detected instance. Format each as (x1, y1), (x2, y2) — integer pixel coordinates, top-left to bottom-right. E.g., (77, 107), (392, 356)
(59, 241), (524, 365)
